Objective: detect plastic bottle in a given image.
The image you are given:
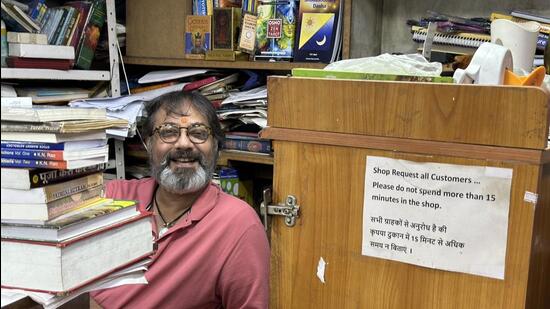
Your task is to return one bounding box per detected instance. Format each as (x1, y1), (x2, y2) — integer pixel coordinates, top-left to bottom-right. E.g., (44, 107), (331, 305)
(1, 20), (7, 67)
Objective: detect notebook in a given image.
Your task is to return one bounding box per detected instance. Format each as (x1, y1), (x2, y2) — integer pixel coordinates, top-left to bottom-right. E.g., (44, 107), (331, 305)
(411, 26), (491, 48)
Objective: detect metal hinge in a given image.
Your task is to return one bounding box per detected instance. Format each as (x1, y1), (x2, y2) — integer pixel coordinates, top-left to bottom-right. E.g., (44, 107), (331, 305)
(260, 188), (300, 230)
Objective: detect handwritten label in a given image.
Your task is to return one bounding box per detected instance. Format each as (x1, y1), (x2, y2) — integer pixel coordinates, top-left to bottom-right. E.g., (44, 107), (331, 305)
(362, 156), (512, 279)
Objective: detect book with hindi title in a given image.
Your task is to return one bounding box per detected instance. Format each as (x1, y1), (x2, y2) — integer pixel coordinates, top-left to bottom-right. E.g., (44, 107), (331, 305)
(0, 162), (105, 190)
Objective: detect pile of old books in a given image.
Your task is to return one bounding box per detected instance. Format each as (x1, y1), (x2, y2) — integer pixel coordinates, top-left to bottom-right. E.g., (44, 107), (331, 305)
(0, 105), (153, 308)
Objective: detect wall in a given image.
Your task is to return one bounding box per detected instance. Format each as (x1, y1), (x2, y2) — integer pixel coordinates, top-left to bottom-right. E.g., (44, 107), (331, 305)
(351, 0), (549, 57)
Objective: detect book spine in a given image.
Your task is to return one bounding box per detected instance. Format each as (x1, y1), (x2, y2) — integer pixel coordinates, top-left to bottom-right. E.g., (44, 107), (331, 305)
(50, 8), (69, 44)
(1, 141), (66, 150)
(47, 186), (103, 219)
(62, 9), (80, 45)
(75, 0), (106, 70)
(66, 2), (91, 49)
(44, 172), (104, 202)
(28, 163), (105, 188)
(183, 76), (217, 92)
(1, 148), (65, 160)
(223, 138), (271, 153)
(1, 122), (64, 133)
(1, 157), (69, 169)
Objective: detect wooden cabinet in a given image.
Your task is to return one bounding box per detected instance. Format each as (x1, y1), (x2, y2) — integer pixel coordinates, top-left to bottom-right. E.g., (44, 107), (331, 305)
(262, 76), (549, 308)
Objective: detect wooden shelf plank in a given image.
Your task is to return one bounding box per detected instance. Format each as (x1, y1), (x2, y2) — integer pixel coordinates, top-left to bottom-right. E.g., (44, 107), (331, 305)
(1, 68), (111, 81)
(123, 56), (327, 71)
(218, 150), (274, 165)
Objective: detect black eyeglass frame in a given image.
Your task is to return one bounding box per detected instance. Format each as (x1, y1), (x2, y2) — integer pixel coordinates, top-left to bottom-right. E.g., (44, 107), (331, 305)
(151, 123), (212, 144)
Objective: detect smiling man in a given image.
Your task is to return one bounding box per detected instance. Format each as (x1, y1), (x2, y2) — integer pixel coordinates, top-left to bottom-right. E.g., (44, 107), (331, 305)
(90, 91), (270, 309)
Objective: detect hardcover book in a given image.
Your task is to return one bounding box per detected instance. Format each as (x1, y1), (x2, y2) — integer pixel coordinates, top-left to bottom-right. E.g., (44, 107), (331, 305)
(293, 0), (342, 63)
(6, 56), (75, 70)
(74, 0), (106, 70)
(1, 154), (108, 170)
(8, 42), (75, 60)
(1, 213), (153, 294)
(7, 32), (48, 44)
(255, 0), (297, 61)
(0, 162), (106, 190)
(1, 130), (107, 144)
(0, 186), (104, 222)
(223, 134), (272, 154)
(0, 172), (104, 204)
(1, 105), (106, 122)
(184, 15), (211, 60)
(0, 139), (108, 151)
(212, 7), (241, 50)
(1, 119), (128, 134)
(1, 199), (140, 242)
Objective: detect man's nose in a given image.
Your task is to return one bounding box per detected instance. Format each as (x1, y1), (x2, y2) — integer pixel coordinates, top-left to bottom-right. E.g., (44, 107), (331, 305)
(173, 129), (194, 149)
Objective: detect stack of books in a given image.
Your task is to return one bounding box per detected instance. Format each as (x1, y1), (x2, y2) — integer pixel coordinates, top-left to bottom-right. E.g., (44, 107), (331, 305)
(1, 0), (107, 70)
(0, 106), (153, 307)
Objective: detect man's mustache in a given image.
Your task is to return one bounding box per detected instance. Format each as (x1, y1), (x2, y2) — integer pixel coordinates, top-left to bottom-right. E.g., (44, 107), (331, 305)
(160, 149), (204, 167)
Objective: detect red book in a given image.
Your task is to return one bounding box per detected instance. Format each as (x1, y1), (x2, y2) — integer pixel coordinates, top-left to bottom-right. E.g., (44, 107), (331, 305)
(183, 76), (219, 92)
(7, 56), (74, 70)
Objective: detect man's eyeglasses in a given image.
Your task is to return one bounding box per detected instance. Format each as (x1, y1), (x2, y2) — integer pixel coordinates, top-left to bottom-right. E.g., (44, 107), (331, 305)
(152, 123), (212, 144)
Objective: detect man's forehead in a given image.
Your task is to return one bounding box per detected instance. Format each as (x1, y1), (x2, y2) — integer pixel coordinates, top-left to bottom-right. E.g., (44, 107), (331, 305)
(154, 103), (206, 125)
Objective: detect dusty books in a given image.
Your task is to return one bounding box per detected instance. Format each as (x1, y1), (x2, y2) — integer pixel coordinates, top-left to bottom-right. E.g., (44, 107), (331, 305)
(1, 119), (129, 134)
(0, 172), (104, 204)
(1, 145), (109, 161)
(1, 186), (104, 222)
(1, 106), (107, 122)
(1, 199), (141, 242)
(0, 163), (105, 190)
(8, 43), (75, 60)
(1, 213), (153, 293)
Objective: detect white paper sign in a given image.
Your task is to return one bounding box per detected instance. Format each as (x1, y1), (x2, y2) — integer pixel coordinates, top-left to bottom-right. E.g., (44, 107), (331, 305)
(362, 156), (513, 279)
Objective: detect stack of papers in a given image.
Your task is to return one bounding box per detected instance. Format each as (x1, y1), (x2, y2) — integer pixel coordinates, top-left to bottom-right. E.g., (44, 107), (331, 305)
(218, 86), (268, 128)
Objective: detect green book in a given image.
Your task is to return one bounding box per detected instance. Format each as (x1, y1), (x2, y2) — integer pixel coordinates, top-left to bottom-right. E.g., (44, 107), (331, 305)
(75, 0), (106, 69)
(292, 68), (454, 83)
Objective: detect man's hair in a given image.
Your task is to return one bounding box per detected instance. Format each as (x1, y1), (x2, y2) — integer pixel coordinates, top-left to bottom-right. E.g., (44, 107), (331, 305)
(143, 91), (224, 148)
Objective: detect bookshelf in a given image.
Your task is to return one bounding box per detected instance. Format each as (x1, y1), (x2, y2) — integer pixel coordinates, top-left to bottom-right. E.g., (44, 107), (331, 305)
(123, 0), (352, 70)
(218, 150), (274, 166)
(1, 0), (125, 179)
(1, 68), (111, 80)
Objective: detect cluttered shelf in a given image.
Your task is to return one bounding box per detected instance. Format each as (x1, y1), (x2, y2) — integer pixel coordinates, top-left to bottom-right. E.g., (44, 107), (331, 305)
(1, 68), (111, 81)
(123, 57), (327, 71)
(218, 150), (274, 166)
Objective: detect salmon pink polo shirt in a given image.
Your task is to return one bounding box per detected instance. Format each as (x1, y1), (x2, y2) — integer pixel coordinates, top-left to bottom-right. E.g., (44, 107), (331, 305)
(91, 178), (270, 309)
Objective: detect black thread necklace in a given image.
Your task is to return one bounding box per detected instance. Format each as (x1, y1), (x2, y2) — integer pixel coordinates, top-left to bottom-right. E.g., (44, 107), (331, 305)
(154, 190), (191, 228)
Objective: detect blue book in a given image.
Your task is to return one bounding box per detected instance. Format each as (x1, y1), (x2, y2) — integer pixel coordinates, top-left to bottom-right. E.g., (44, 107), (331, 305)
(1, 139), (107, 151)
(293, 0), (342, 63)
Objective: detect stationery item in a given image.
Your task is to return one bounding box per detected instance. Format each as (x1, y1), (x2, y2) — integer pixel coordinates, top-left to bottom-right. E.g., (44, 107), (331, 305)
(453, 42), (513, 85)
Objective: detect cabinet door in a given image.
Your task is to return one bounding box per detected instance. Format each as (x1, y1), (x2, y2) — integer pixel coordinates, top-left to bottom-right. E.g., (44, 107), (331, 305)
(269, 140), (543, 309)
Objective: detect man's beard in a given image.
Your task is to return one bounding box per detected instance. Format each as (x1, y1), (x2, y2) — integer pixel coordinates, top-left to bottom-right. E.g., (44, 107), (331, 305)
(150, 148), (216, 194)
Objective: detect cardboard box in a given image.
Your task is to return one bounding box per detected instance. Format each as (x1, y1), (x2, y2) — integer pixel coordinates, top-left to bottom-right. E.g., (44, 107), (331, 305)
(126, 0), (191, 58)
